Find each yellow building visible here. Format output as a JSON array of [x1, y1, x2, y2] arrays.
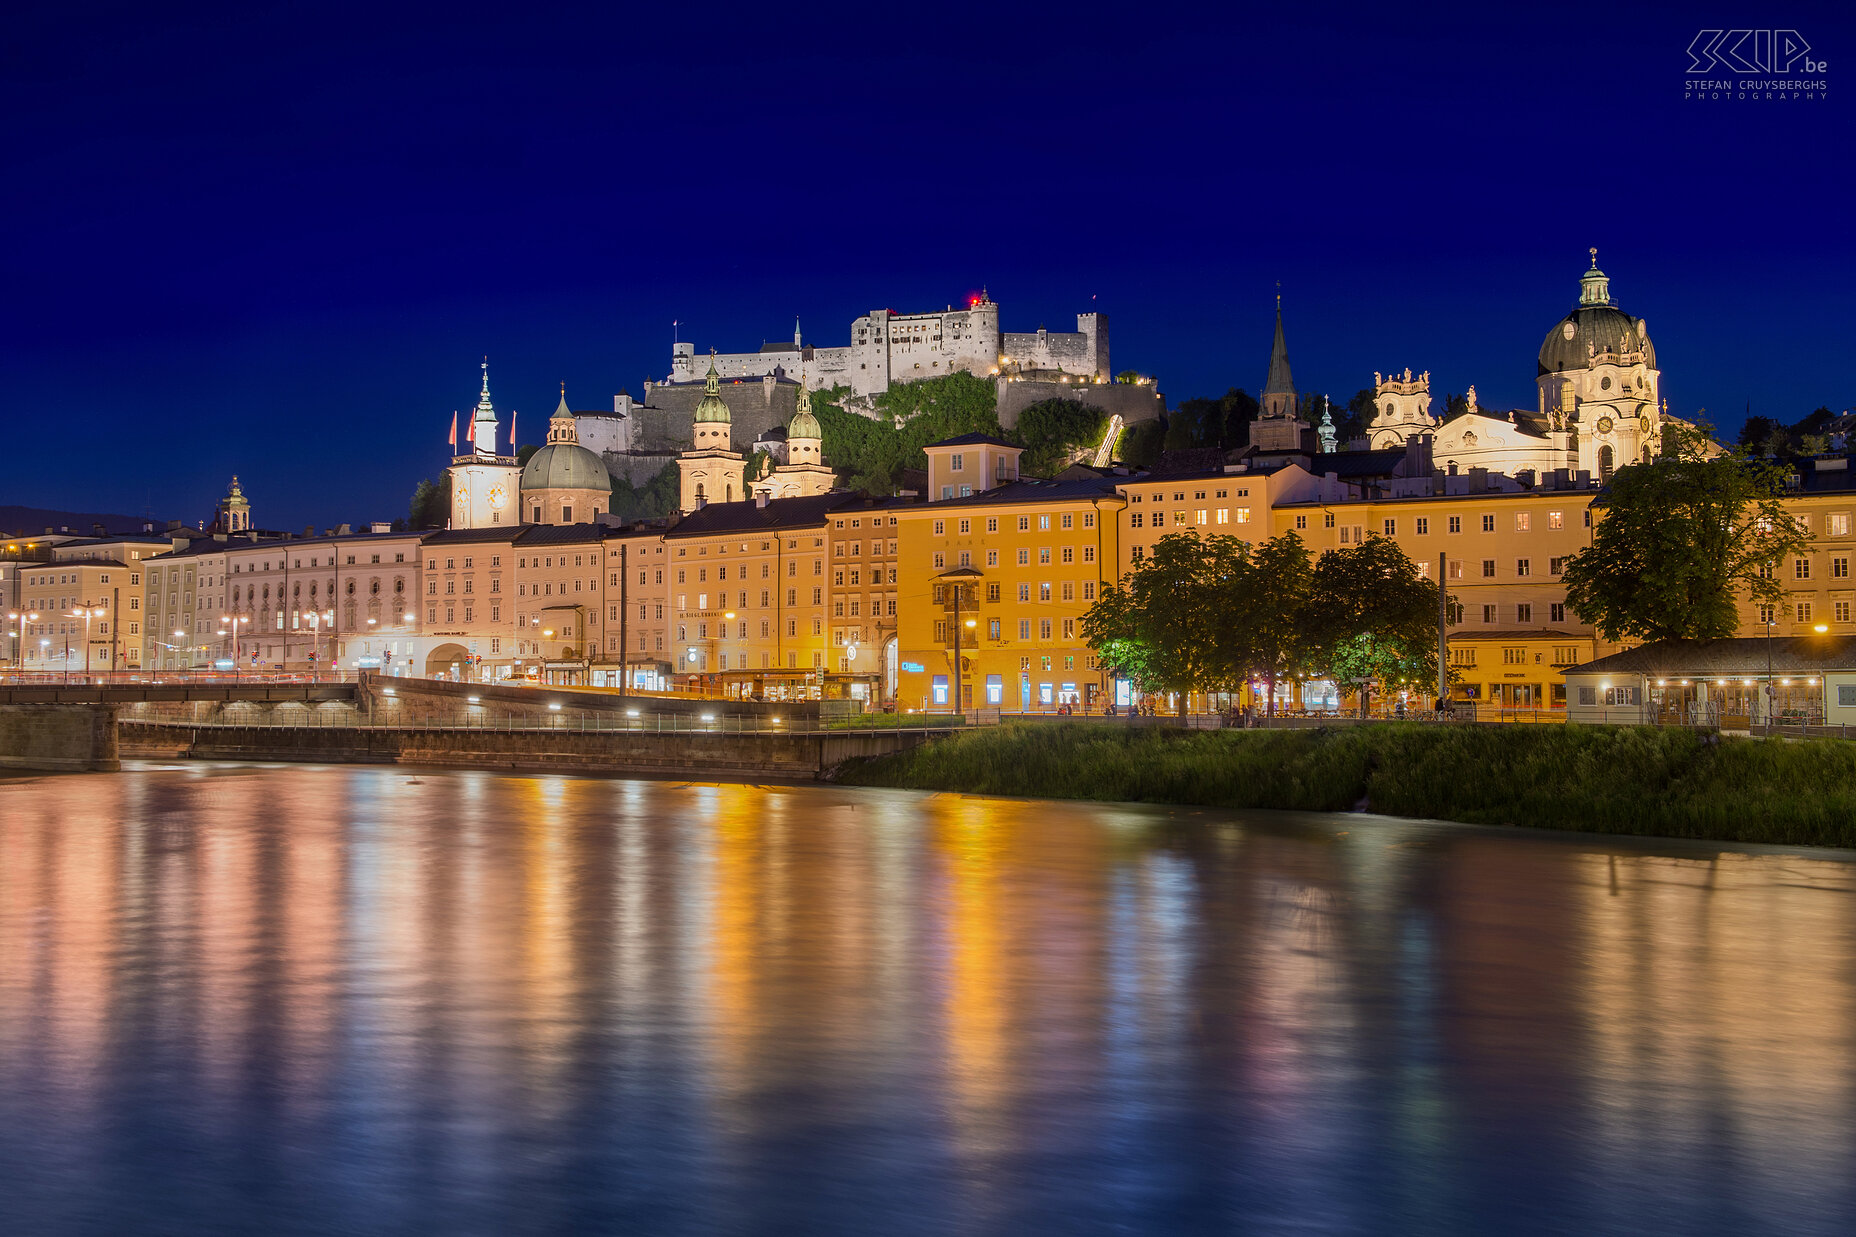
[[895, 437, 1123, 713], [1743, 461, 1856, 638], [1269, 476, 1608, 709]]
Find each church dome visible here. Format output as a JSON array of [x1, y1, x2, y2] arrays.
[[520, 440, 610, 492], [1538, 305, 1655, 377], [789, 408, 821, 440], [693, 356, 731, 424], [1538, 253, 1656, 377]]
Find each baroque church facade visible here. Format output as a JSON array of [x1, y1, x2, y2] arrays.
[[1364, 252, 1670, 479]]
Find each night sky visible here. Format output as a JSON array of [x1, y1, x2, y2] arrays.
[[5, 2, 1852, 530]]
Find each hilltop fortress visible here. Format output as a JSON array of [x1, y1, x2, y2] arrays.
[[667, 290, 1109, 396], [573, 291, 1164, 485]]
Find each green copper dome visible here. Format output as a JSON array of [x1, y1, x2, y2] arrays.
[[789, 383, 820, 439], [693, 355, 731, 424]]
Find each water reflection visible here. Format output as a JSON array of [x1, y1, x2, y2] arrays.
[[2, 765, 1854, 1235]]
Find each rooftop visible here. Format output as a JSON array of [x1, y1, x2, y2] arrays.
[[1569, 637, 1856, 677]]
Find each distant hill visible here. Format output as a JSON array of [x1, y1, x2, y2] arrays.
[[0, 505, 167, 538]]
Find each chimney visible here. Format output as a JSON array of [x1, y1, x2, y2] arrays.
[[305, 525, 315, 538], [1468, 466, 1489, 491], [370, 522, 391, 534], [92, 522, 106, 537], [1403, 433, 1433, 477], [755, 491, 769, 508], [337, 523, 352, 536]]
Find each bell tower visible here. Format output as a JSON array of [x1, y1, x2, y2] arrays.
[[448, 360, 522, 528]]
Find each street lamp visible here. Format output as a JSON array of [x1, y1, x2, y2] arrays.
[[7, 611, 38, 672], [299, 609, 334, 679], [220, 614, 248, 673], [68, 602, 105, 681]]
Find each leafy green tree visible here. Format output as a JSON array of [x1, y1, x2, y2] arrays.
[[1082, 532, 1234, 712], [407, 475, 451, 529], [1306, 535, 1442, 712], [516, 444, 540, 468], [1014, 398, 1111, 475], [1117, 419, 1166, 468], [607, 460, 681, 523], [814, 375, 1004, 496], [1342, 387, 1380, 443], [1563, 425, 1806, 642], [1230, 532, 1313, 716], [1115, 370, 1142, 384], [1164, 387, 1257, 452]]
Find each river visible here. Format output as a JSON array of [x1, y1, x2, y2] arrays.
[[2, 762, 1853, 1235]]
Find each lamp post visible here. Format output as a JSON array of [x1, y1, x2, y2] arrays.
[[69, 602, 104, 681], [1764, 616, 1776, 734], [8, 611, 38, 673], [220, 614, 248, 675]]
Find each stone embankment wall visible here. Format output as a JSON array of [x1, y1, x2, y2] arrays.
[[0, 704, 120, 772], [118, 720, 934, 780]]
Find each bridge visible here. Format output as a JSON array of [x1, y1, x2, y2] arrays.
[[0, 674, 941, 777]]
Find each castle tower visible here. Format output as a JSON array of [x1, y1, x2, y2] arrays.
[[216, 476, 251, 533], [678, 353, 746, 513], [448, 361, 522, 528]]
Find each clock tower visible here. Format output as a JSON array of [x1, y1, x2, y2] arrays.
[[448, 361, 523, 528]]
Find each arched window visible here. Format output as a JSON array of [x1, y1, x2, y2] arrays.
[[346, 580, 355, 595], [1599, 444, 1615, 477]]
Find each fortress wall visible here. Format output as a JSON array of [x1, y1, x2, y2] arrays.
[[995, 378, 1166, 431]]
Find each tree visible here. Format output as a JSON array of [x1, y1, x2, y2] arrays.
[[813, 375, 1005, 496], [608, 460, 680, 523], [1082, 532, 1234, 712], [1562, 424, 1806, 642], [515, 443, 540, 468], [1014, 398, 1111, 475], [1305, 536, 1442, 712], [1342, 387, 1380, 443], [1115, 369, 1142, 384], [1229, 532, 1313, 716], [1117, 419, 1166, 468], [407, 475, 451, 529]]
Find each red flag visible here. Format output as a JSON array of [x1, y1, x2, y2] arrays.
[[448, 410, 457, 448], [509, 409, 516, 452]]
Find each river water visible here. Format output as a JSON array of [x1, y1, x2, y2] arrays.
[[2, 763, 1854, 1236]]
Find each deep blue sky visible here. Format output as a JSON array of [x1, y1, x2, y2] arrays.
[[5, 1, 1852, 529]]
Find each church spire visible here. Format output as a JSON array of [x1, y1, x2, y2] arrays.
[[472, 358, 500, 455], [1261, 292, 1296, 418]]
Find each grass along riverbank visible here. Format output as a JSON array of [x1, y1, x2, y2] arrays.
[[833, 722, 1856, 848]]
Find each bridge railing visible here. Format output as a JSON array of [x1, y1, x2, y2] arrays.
[[0, 670, 364, 686], [119, 711, 960, 737]]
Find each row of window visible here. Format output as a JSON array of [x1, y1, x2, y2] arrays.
[[932, 512, 1096, 535], [934, 617, 1081, 643]]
